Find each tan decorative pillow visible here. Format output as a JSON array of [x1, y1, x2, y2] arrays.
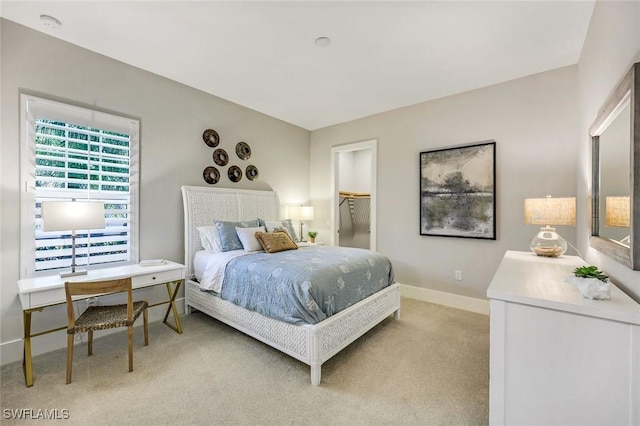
[[255, 231, 298, 253]]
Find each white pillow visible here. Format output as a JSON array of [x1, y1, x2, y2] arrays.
[[235, 226, 265, 252], [197, 226, 221, 252]]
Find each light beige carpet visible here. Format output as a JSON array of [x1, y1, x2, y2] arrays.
[[1, 298, 489, 425]]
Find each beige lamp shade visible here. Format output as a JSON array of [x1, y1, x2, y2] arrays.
[[605, 196, 630, 227], [524, 197, 576, 226], [288, 205, 314, 221], [40, 200, 105, 278], [41, 201, 105, 231]]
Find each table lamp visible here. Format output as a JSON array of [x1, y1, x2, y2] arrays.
[[606, 196, 631, 245], [288, 205, 314, 241], [524, 196, 576, 257], [41, 200, 105, 277]]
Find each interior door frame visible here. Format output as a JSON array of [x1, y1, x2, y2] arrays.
[[330, 139, 377, 250]]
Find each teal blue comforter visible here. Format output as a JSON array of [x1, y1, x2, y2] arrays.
[[220, 245, 394, 325]]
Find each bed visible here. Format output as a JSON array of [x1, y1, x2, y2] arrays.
[[181, 185, 401, 385]]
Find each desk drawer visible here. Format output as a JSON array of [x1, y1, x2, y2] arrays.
[[30, 288, 66, 309], [132, 268, 183, 288]]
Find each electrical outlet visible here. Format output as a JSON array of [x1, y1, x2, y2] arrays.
[[86, 297, 98, 307], [454, 270, 463, 281]]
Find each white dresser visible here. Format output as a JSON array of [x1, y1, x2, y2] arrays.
[[487, 251, 640, 426]]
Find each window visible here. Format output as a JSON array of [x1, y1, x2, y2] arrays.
[[20, 94, 139, 277]]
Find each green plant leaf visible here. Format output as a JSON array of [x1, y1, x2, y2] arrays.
[[573, 266, 609, 282]]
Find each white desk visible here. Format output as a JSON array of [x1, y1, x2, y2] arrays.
[[487, 251, 640, 426], [17, 261, 186, 387]]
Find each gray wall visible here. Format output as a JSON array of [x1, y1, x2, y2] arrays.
[[310, 66, 579, 300], [577, 0, 640, 300], [0, 19, 310, 362]]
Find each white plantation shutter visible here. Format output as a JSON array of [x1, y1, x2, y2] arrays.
[[21, 94, 139, 277]]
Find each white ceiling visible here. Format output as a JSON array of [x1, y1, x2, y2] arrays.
[[1, 1, 595, 130]]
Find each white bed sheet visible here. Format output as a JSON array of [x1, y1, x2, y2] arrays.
[[193, 249, 248, 293]]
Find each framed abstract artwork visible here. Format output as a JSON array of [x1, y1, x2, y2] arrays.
[[419, 141, 496, 239]]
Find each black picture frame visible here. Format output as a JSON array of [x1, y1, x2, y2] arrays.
[[420, 141, 496, 239]]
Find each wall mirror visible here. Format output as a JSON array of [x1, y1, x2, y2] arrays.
[[590, 62, 639, 270]]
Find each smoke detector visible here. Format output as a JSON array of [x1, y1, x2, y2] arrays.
[[315, 37, 331, 47], [40, 14, 62, 29]]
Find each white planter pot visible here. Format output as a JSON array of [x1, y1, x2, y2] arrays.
[[566, 276, 610, 300]]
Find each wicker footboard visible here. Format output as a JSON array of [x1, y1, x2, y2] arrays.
[[185, 280, 400, 385]]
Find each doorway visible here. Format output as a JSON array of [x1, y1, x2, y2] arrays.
[[330, 140, 377, 250]]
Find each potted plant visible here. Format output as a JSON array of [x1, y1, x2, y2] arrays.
[[566, 266, 610, 300], [307, 231, 318, 243]]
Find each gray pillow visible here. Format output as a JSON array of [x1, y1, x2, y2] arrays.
[[258, 218, 299, 242], [214, 219, 260, 251]]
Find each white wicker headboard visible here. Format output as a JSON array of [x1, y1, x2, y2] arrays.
[[181, 185, 280, 278]]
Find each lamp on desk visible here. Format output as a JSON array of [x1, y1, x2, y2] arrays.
[[288, 205, 314, 241], [41, 200, 105, 278], [606, 196, 631, 246], [524, 196, 576, 257]]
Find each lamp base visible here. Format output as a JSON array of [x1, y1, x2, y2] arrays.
[[529, 226, 567, 257], [60, 270, 88, 278], [299, 222, 306, 242]]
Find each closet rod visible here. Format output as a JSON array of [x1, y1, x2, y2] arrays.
[[339, 191, 370, 198]]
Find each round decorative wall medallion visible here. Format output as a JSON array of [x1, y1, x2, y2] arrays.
[[213, 148, 229, 166], [203, 166, 220, 184], [236, 141, 251, 160], [246, 165, 259, 181], [228, 165, 242, 182], [202, 129, 220, 147]]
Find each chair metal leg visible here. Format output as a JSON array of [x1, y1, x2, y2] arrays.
[[88, 330, 93, 356], [66, 334, 74, 384], [128, 326, 134, 372], [143, 308, 149, 346]]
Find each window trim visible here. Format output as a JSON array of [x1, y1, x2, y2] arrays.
[[20, 93, 140, 278]]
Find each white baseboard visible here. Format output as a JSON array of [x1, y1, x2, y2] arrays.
[[0, 297, 186, 367], [399, 284, 490, 315]]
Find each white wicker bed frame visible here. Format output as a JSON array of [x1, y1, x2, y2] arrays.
[[181, 185, 400, 385]]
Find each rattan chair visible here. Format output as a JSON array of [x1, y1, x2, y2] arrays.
[[64, 277, 149, 384]]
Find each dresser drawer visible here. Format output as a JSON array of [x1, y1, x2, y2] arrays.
[[132, 268, 183, 289]]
